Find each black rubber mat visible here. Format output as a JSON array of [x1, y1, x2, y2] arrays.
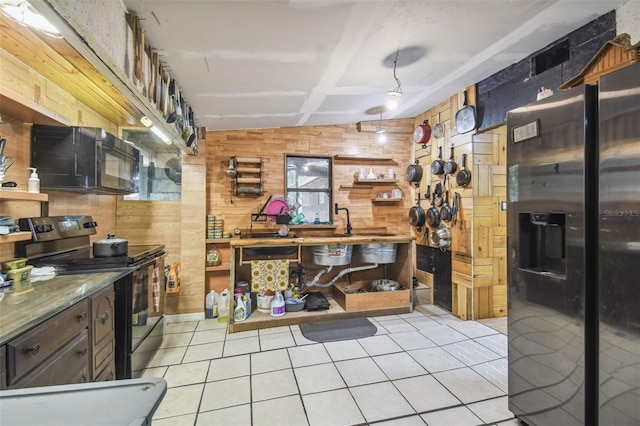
[[299, 317, 377, 343]]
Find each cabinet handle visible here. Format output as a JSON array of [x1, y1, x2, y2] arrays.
[[78, 348, 88, 356], [98, 312, 109, 324], [78, 311, 87, 320], [25, 343, 40, 355]]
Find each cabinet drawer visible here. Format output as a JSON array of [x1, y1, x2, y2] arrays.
[[91, 285, 114, 347], [93, 338, 114, 378], [6, 300, 90, 385], [94, 359, 116, 382], [9, 331, 90, 389]]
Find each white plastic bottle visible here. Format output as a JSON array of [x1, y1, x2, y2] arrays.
[[270, 290, 285, 317], [205, 290, 218, 319], [27, 168, 40, 193], [217, 289, 230, 323], [234, 293, 246, 322]]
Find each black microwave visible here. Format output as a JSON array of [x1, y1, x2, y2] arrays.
[[31, 125, 140, 195]]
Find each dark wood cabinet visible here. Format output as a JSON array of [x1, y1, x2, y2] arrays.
[[90, 285, 115, 380], [2, 284, 116, 389]]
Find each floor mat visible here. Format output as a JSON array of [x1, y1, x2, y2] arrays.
[[299, 317, 377, 343]]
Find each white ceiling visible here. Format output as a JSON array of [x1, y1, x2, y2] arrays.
[[122, 0, 625, 131]]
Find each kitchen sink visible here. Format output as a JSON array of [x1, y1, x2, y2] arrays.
[[306, 232, 396, 238]]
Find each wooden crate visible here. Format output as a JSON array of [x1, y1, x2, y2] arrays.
[[332, 280, 410, 312]]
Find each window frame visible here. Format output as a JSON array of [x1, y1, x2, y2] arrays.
[[284, 154, 333, 224]]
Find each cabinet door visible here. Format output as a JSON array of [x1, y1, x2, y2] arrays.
[[90, 285, 115, 380], [0, 345, 6, 390], [8, 331, 90, 389], [6, 300, 90, 385]]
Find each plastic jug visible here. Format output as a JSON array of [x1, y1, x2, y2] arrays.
[[270, 290, 285, 317], [217, 289, 230, 323], [234, 293, 246, 322], [205, 290, 218, 319]]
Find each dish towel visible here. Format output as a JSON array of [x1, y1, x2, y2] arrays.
[[152, 258, 160, 312], [251, 260, 289, 293]]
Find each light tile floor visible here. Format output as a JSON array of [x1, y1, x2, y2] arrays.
[[145, 305, 517, 425]]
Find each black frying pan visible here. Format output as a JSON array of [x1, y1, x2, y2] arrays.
[[440, 190, 452, 222], [426, 187, 440, 228], [431, 145, 444, 176], [409, 200, 426, 231], [434, 182, 443, 207], [457, 153, 472, 187], [405, 162, 423, 184], [443, 145, 457, 175], [455, 90, 476, 134]]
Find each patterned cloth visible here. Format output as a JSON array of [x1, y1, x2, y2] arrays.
[[251, 260, 289, 292]]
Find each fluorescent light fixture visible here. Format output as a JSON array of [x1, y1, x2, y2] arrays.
[[0, 0, 62, 38], [150, 126, 171, 144]]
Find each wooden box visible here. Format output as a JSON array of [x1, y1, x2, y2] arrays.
[[332, 280, 410, 312]]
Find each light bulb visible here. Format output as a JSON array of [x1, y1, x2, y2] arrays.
[[386, 98, 398, 110]]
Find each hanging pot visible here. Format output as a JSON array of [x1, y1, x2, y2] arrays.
[[443, 145, 458, 175], [413, 120, 431, 148], [455, 90, 476, 134], [405, 162, 423, 184], [456, 153, 472, 187], [93, 233, 128, 257], [431, 144, 445, 176], [430, 226, 451, 251]]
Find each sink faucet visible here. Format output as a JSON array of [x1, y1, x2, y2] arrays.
[[334, 203, 352, 235]]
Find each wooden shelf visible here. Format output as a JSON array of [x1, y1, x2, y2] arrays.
[[354, 179, 397, 184], [205, 264, 231, 272], [333, 155, 396, 163], [339, 184, 373, 189], [0, 87, 70, 127], [0, 232, 32, 243], [0, 190, 49, 202], [372, 198, 402, 203], [205, 239, 232, 245]]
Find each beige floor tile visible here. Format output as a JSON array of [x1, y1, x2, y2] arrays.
[[196, 404, 251, 426], [287, 343, 332, 368], [467, 395, 514, 424], [291, 329, 316, 346], [375, 415, 427, 425], [358, 334, 403, 356], [152, 413, 197, 426], [335, 357, 388, 387], [147, 346, 187, 368], [259, 330, 296, 351], [373, 352, 428, 380], [164, 360, 209, 387], [258, 325, 292, 335], [420, 406, 482, 426], [153, 383, 204, 419], [251, 369, 299, 402], [200, 376, 251, 412], [303, 388, 365, 426], [190, 328, 226, 345], [323, 339, 368, 361], [208, 354, 250, 381], [161, 332, 193, 348], [253, 395, 308, 426], [226, 329, 258, 341], [251, 348, 291, 374], [223, 336, 260, 357], [196, 319, 228, 332], [166, 321, 199, 334], [294, 363, 346, 395], [140, 366, 167, 379], [433, 367, 504, 404], [183, 341, 224, 363], [394, 374, 460, 412], [350, 381, 415, 423]]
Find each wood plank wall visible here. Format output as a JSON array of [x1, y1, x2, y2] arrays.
[[204, 120, 415, 296], [412, 86, 507, 319]]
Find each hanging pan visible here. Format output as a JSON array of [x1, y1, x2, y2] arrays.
[[425, 187, 440, 228], [413, 120, 431, 149], [455, 90, 476, 134], [456, 153, 472, 188], [408, 196, 426, 231], [405, 162, 423, 186], [434, 182, 443, 207], [443, 145, 457, 175], [431, 144, 445, 176], [440, 190, 452, 222], [433, 112, 445, 139]]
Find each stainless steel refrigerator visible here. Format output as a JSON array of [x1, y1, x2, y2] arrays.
[[506, 61, 640, 426]]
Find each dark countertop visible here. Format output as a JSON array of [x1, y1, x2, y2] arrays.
[[0, 269, 134, 345]]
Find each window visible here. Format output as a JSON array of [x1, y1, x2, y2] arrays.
[[285, 155, 332, 224]]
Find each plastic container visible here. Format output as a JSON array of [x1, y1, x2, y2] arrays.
[[243, 293, 252, 318], [270, 291, 285, 317], [206, 246, 221, 266], [1, 258, 28, 271], [234, 293, 246, 322], [217, 289, 230, 323], [27, 167, 40, 193], [205, 290, 219, 319], [5, 265, 33, 284]]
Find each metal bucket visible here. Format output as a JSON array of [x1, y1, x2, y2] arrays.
[[355, 243, 397, 264], [311, 244, 353, 266]]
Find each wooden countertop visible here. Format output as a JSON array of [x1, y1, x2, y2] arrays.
[[230, 234, 415, 247], [0, 270, 134, 345]]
